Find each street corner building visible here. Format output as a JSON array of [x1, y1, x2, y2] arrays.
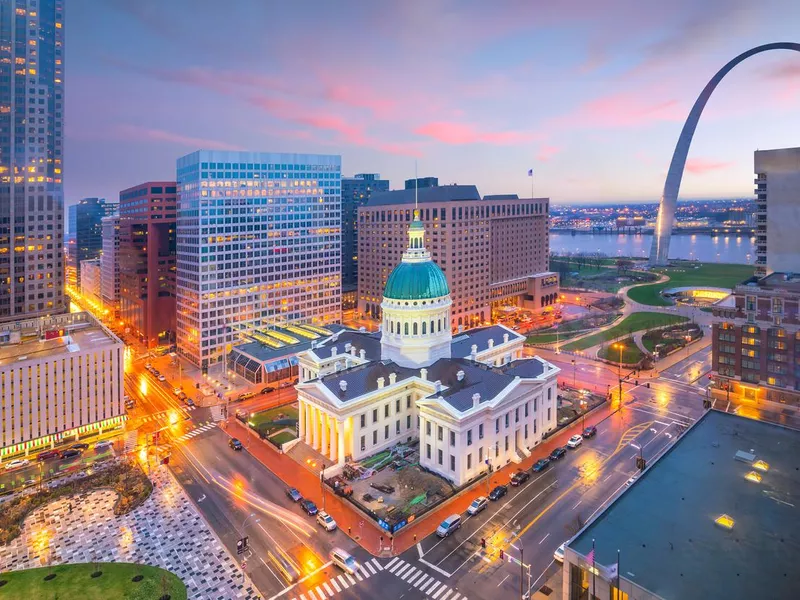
[[294, 210, 560, 487], [0, 312, 125, 461]]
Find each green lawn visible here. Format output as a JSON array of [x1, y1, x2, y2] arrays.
[[248, 405, 299, 437], [627, 262, 753, 306], [0, 563, 186, 600], [563, 312, 688, 351], [268, 431, 297, 446], [598, 338, 644, 364], [526, 331, 582, 344]]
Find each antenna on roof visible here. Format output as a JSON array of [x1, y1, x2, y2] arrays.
[[414, 160, 418, 212]]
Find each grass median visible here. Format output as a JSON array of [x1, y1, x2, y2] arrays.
[[626, 262, 753, 306], [562, 312, 688, 351]]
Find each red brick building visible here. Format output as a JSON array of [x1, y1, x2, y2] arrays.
[[357, 185, 557, 330], [118, 182, 177, 347]]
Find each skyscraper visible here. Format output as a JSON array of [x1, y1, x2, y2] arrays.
[[100, 214, 120, 315], [0, 0, 65, 320], [341, 173, 389, 288], [67, 198, 117, 284], [175, 151, 342, 369]]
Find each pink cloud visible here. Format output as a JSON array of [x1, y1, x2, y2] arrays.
[[549, 90, 685, 129], [684, 158, 733, 174], [322, 82, 396, 117], [114, 124, 243, 150], [414, 121, 539, 145], [536, 144, 562, 162]]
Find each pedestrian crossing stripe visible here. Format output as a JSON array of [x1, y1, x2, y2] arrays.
[[385, 559, 466, 600], [288, 558, 390, 600], [174, 422, 217, 442]]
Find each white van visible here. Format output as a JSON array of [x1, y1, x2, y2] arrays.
[[436, 514, 462, 538], [329, 547, 358, 575]]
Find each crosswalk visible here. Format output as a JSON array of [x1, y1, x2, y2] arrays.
[[290, 558, 384, 600], [385, 558, 467, 599], [174, 422, 217, 443]]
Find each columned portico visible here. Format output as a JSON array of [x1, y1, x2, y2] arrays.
[[337, 420, 345, 465]]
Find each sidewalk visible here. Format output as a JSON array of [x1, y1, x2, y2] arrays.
[[224, 400, 616, 557]]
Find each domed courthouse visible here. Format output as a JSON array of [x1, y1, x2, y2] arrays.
[[296, 212, 559, 486]]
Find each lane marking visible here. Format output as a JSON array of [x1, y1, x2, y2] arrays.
[[415, 574, 429, 588], [539, 533, 550, 545], [385, 557, 399, 570], [418, 558, 452, 578], [571, 500, 582, 510]]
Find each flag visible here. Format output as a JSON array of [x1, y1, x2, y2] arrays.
[[586, 547, 595, 565], [527, 168, 534, 176], [601, 562, 618, 580]]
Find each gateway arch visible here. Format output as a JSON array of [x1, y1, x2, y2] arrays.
[[649, 42, 800, 266]]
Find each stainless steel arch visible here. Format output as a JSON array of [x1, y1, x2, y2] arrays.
[[649, 42, 800, 266]]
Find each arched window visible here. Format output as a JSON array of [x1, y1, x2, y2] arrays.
[[404, 322, 409, 336], [422, 321, 427, 335], [413, 322, 418, 335], [458, 317, 463, 326], [430, 320, 435, 334], [390, 321, 394, 334]]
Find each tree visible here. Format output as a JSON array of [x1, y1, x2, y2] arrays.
[[616, 259, 633, 275]]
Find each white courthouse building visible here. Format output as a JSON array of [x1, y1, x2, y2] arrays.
[[296, 212, 559, 486]]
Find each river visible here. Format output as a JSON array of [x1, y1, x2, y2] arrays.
[[550, 232, 756, 264]]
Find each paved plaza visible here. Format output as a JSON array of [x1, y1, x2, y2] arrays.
[[0, 466, 260, 600]]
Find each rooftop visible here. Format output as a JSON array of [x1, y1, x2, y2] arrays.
[[366, 185, 481, 206], [450, 324, 523, 357], [231, 324, 349, 364], [569, 410, 800, 600], [736, 272, 800, 294]]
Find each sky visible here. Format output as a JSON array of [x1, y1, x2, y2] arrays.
[[65, 0, 800, 206]]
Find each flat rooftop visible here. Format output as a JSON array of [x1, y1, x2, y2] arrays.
[[570, 409, 800, 599], [736, 272, 800, 294], [0, 320, 119, 368]]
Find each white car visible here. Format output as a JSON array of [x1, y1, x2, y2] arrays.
[[158, 375, 166, 382], [567, 434, 583, 449], [5, 458, 30, 470], [94, 440, 113, 450], [172, 387, 182, 396], [625, 475, 638, 488], [467, 496, 488, 516], [145, 363, 152, 370], [554, 542, 566, 563], [316, 511, 337, 531]]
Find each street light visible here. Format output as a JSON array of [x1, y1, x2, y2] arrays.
[[571, 359, 576, 388], [613, 343, 624, 407], [320, 463, 327, 510]]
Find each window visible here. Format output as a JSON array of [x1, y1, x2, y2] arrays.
[[478, 424, 484, 439], [450, 431, 456, 446], [467, 454, 472, 470], [515, 408, 519, 423], [427, 444, 431, 459], [548, 388, 552, 400], [396, 399, 400, 413], [495, 418, 500, 433], [524, 424, 528, 439], [547, 407, 551, 421], [495, 442, 500, 457], [385, 424, 389, 439], [478, 447, 483, 462], [407, 395, 412, 409], [373, 409, 378, 423], [396, 420, 401, 434], [360, 435, 365, 451], [426, 421, 431, 435], [385, 404, 389, 418], [438, 426, 443, 441], [438, 449, 443, 465], [450, 455, 455, 471], [534, 398, 538, 411], [505, 436, 509, 451], [373, 430, 377, 445], [524, 403, 529, 418], [407, 415, 411, 429], [360, 414, 366, 428], [467, 430, 473, 446], [505, 413, 509, 428]]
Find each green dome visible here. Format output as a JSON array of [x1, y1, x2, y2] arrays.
[[384, 261, 450, 300]]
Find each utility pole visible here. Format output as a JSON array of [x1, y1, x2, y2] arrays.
[[572, 359, 576, 388], [520, 546, 524, 600], [321, 464, 327, 510]]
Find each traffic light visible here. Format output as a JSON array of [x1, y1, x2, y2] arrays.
[[481, 538, 486, 549], [499, 549, 504, 560], [646, 382, 650, 389]]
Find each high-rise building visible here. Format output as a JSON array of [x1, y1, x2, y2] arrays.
[[0, 312, 125, 460], [175, 151, 342, 369], [357, 186, 557, 330], [341, 173, 389, 288], [0, 0, 66, 321], [67, 198, 117, 284], [79, 257, 101, 303], [754, 147, 800, 276], [404, 177, 438, 190], [100, 214, 120, 314], [118, 182, 177, 348]]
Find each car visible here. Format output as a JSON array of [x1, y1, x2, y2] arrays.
[[178, 391, 188, 400], [532, 458, 551, 472], [582, 426, 598, 438], [286, 487, 303, 502], [510, 470, 530, 486], [317, 511, 337, 531], [625, 475, 638, 488], [554, 542, 566, 563], [330, 548, 358, 575], [158, 374, 166, 382], [488, 485, 508, 501], [172, 387, 182, 396], [125, 400, 135, 409], [185, 398, 196, 408], [151, 368, 159, 376], [467, 496, 488, 516], [436, 514, 462, 538], [229, 438, 243, 451], [37, 450, 60, 461], [567, 435, 583, 449], [300, 499, 318, 516], [59, 449, 81, 459], [549, 446, 567, 461], [94, 440, 113, 450], [280, 380, 294, 389], [237, 392, 255, 401], [145, 363, 152, 369], [71, 443, 89, 450], [260, 386, 276, 394], [4, 458, 30, 470]]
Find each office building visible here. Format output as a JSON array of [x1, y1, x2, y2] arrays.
[[67, 198, 117, 284], [0, 312, 125, 460], [358, 185, 557, 329], [562, 410, 800, 600], [296, 213, 559, 490], [118, 182, 177, 348], [341, 173, 389, 288], [711, 272, 800, 406], [100, 214, 120, 314], [79, 257, 101, 304], [175, 151, 342, 369], [404, 177, 438, 190], [0, 0, 66, 321], [754, 147, 800, 276]]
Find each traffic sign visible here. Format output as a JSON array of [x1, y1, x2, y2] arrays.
[[236, 536, 249, 555]]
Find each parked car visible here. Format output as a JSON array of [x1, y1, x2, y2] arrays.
[[37, 450, 60, 461], [554, 542, 566, 563], [532, 458, 551, 472], [178, 391, 187, 401], [582, 426, 598, 438], [158, 374, 166, 382], [260, 386, 276, 394], [185, 398, 196, 408], [488, 485, 508, 501], [436, 514, 462, 538], [4, 458, 30, 470], [229, 438, 243, 451], [237, 392, 255, 401], [317, 511, 337, 531], [59, 449, 81, 459], [94, 440, 113, 450], [172, 387, 182, 396], [145, 363, 152, 370], [549, 446, 567, 461], [510, 470, 530, 486], [567, 435, 584, 449], [125, 399, 135, 409], [300, 499, 318, 516], [286, 487, 303, 502], [467, 496, 488, 516], [625, 475, 638, 488], [330, 548, 358, 575], [71, 443, 89, 450]]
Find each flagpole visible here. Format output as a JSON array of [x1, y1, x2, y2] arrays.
[[616, 549, 621, 599], [592, 538, 596, 600]]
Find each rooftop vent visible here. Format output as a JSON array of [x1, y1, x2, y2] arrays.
[[456, 370, 465, 382], [359, 349, 366, 360], [389, 372, 397, 384], [339, 380, 348, 392], [503, 333, 509, 343], [345, 342, 352, 352], [734, 450, 756, 463], [472, 393, 481, 408], [377, 376, 385, 389]]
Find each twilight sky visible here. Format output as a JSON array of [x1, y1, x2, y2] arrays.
[[66, 0, 800, 206]]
